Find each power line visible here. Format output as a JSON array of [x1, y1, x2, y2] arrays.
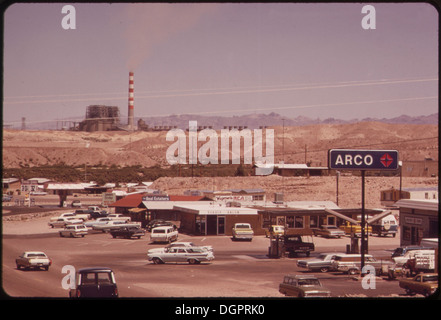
[[277, 136, 438, 157]]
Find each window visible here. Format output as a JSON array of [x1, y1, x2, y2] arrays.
[[286, 216, 304, 228], [97, 272, 112, 284]]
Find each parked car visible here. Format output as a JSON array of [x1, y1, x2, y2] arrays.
[[282, 235, 314, 257], [106, 214, 131, 222], [59, 224, 88, 238], [150, 226, 178, 243], [148, 242, 213, 254], [265, 225, 285, 238], [16, 251, 52, 271], [110, 226, 145, 239], [279, 275, 331, 297], [399, 273, 438, 297], [2, 194, 13, 202], [49, 217, 83, 228], [391, 246, 431, 258], [69, 267, 118, 298], [232, 223, 254, 241], [330, 253, 393, 275], [147, 220, 177, 232], [71, 200, 82, 208], [148, 246, 215, 265], [50, 211, 90, 222], [297, 253, 343, 273], [85, 217, 114, 228], [313, 225, 345, 238], [92, 220, 141, 232]]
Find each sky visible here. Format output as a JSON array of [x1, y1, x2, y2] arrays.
[[2, 2, 438, 128]]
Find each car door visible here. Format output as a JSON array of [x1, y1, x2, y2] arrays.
[[162, 248, 178, 263], [175, 248, 188, 263]]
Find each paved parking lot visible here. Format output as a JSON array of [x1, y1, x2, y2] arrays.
[[2, 215, 405, 299]]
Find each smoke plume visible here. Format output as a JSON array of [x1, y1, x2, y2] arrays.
[[124, 3, 219, 71]]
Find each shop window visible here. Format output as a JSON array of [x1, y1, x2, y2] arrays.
[[287, 216, 304, 228]]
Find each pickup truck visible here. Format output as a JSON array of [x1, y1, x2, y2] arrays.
[[232, 223, 254, 241], [339, 222, 372, 237], [16, 251, 52, 271], [282, 235, 314, 257], [110, 226, 145, 239], [50, 211, 90, 222], [399, 273, 438, 297]]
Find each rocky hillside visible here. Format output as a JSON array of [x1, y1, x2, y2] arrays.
[[2, 121, 438, 169]]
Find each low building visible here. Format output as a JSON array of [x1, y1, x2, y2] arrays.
[[394, 199, 439, 246], [2, 178, 21, 194], [381, 187, 438, 207], [175, 203, 260, 236]]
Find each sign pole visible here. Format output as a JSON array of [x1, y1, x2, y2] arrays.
[[361, 170, 366, 272]]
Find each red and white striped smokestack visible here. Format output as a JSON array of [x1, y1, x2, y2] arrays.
[[128, 71, 134, 130]]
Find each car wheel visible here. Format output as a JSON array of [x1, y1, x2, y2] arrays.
[[152, 257, 163, 264], [319, 267, 329, 273], [188, 259, 199, 265], [348, 269, 358, 275], [405, 288, 414, 296]]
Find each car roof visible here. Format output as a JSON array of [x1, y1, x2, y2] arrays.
[[23, 251, 46, 255], [78, 267, 114, 273]]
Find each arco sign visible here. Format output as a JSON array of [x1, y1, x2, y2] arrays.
[[328, 149, 399, 170]]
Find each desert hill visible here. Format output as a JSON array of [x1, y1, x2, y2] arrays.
[[2, 121, 438, 169]]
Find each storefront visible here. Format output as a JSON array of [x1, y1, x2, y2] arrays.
[[395, 199, 439, 246], [174, 204, 260, 236]]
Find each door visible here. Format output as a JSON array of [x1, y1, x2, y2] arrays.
[[217, 216, 225, 235]]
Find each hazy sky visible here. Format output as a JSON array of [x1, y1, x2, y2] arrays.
[[3, 2, 438, 127]]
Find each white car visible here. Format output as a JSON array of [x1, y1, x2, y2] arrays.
[[148, 242, 213, 254], [92, 220, 140, 232], [148, 246, 214, 264], [16, 251, 52, 271], [85, 217, 113, 228], [49, 217, 83, 228], [150, 226, 178, 243], [59, 224, 88, 238]]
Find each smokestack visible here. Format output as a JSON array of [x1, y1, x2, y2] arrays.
[[128, 71, 134, 130]]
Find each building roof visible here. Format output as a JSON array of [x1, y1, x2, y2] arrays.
[[173, 203, 258, 215], [109, 193, 145, 208], [394, 199, 439, 211], [46, 183, 85, 190]]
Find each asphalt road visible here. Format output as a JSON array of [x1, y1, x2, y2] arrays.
[[3, 228, 408, 299]]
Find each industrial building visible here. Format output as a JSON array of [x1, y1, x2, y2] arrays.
[[78, 105, 121, 132]]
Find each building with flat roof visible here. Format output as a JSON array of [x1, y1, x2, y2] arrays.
[[394, 199, 438, 246]]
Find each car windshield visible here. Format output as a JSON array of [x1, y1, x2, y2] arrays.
[[153, 229, 166, 233], [236, 224, 250, 229], [298, 278, 321, 286]]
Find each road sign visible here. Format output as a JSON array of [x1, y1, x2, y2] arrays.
[[328, 149, 399, 170]]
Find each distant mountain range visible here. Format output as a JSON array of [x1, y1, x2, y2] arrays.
[[13, 112, 438, 130], [141, 112, 438, 129]]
